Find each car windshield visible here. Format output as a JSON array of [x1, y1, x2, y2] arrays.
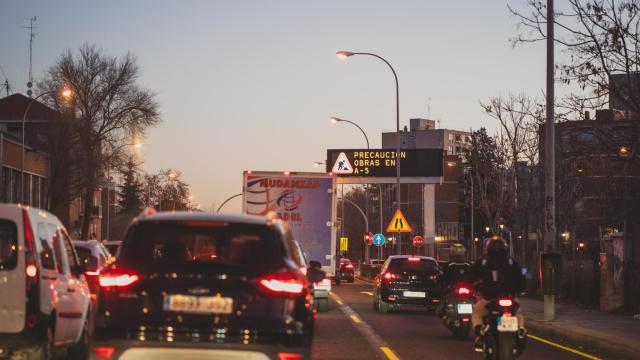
[[121, 221, 286, 274], [388, 258, 438, 274]]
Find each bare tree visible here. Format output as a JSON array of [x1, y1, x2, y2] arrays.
[[510, 0, 640, 165], [39, 44, 160, 238]]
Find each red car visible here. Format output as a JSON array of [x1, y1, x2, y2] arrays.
[[339, 258, 355, 283]]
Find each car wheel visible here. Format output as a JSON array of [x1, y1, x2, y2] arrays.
[[67, 314, 90, 360], [348, 277, 354, 283], [32, 324, 54, 360], [377, 294, 390, 314], [373, 295, 379, 311]]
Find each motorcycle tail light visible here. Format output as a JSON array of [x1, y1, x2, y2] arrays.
[[498, 299, 513, 307], [457, 287, 471, 296]]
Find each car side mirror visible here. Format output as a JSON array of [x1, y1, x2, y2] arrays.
[[307, 267, 325, 283]]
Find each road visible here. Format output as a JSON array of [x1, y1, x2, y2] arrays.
[[313, 280, 593, 360]]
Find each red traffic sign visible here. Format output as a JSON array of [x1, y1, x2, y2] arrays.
[[413, 235, 425, 247]]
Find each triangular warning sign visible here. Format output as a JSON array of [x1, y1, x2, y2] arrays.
[[386, 209, 412, 233], [332, 152, 354, 174]]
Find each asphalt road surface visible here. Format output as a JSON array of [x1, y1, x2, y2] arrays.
[[312, 280, 594, 360]]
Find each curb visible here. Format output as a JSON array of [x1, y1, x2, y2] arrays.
[[524, 317, 639, 360]]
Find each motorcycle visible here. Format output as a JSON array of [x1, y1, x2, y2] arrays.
[[442, 284, 475, 339], [477, 297, 526, 360]]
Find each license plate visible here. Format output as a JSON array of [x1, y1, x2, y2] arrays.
[[497, 315, 518, 332], [403, 291, 426, 298], [163, 295, 233, 314], [457, 303, 473, 314]]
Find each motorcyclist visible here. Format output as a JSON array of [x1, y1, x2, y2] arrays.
[[436, 255, 473, 318], [471, 236, 526, 350]]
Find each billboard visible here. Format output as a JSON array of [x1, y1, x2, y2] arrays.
[[326, 149, 443, 177], [243, 172, 336, 269]]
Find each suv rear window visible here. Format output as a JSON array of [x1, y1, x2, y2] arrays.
[[0, 220, 18, 271], [388, 258, 438, 274], [121, 221, 286, 274], [75, 246, 98, 271]]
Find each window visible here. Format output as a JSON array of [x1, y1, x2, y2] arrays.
[[60, 231, 79, 269], [448, 133, 454, 141], [0, 219, 18, 271], [75, 247, 98, 272], [388, 258, 438, 274], [123, 222, 286, 273], [448, 145, 453, 154], [52, 227, 67, 274], [37, 223, 56, 270]]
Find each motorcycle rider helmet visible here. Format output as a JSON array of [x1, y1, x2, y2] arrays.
[[484, 236, 508, 259]]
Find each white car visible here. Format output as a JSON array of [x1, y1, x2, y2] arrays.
[[0, 204, 92, 359]]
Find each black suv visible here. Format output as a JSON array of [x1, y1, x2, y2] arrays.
[[373, 255, 442, 313], [90, 212, 320, 360]]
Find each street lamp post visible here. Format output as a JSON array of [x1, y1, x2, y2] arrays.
[[337, 50, 401, 255], [329, 117, 370, 149], [21, 88, 72, 203]]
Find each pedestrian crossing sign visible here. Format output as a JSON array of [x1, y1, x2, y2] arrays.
[[386, 209, 412, 233], [332, 152, 354, 174]]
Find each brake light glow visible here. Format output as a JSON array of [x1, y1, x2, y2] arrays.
[[94, 346, 116, 358], [85, 269, 100, 276], [498, 299, 513, 307], [407, 257, 421, 262], [26, 264, 38, 278], [345, 264, 353, 269], [258, 271, 305, 295], [99, 271, 140, 288], [277, 352, 303, 360], [383, 272, 396, 280], [457, 287, 471, 296]]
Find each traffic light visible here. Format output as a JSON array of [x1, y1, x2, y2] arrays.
[[364, 233, 373, 245]]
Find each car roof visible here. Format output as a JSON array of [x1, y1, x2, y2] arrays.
[[136, 211, 272, 226]]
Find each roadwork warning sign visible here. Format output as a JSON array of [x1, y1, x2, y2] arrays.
[[332, 152, 354, 174], [386, 209, 412, 233]]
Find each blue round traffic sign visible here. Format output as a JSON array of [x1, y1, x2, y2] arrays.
[[372, 233, 385, 246]]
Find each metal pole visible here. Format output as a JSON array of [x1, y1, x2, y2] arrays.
[[470, 172, 475, 260], [544, 0, 557, 321], [106, 167, 110, 241], [346, 52, 400, 254]]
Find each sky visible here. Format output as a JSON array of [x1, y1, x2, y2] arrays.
[[1, 0, 550, 213]]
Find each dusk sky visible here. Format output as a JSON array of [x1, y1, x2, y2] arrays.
[[1, 1, 553, 213]]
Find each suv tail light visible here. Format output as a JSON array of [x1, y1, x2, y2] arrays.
[[382, 272, 396, 281], [22, 209, 37, 279], [498, 299, 513, 307], [456, 286, 471, 296], [257, 271, 306, 295], [99, 268, 140, 288]]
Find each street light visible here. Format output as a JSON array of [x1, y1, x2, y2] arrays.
[[21, 87, 73, 203], [337, 49, 401, 254], [329, 117, 370, 149]]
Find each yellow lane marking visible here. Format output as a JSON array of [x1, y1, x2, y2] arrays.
[[360, 291, 374, 296], [356, 277, 376, 285], [528, 334, 601, 360], [336, 299, 343, 305], [350, 314, 362, 323], [380, 346, 400, 360]]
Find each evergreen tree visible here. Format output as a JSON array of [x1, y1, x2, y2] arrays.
[[118, 157, 143, 213]]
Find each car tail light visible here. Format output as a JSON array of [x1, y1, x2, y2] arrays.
[[99, 268, 140, 288], [85, 269, 100, 277], [315, 278, 331, 287], [94, 346, 116, 358], [257, 271, 306, 295], [457, 286, 471, 296], [498, 299, 513, 307], [299, 267, 308, 276], [382, 272, 396, 281], [277, 352, 303, 360], [345, 264, 353, 269], [22, 209, 38, 279], [407, 257, 421, 262]]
